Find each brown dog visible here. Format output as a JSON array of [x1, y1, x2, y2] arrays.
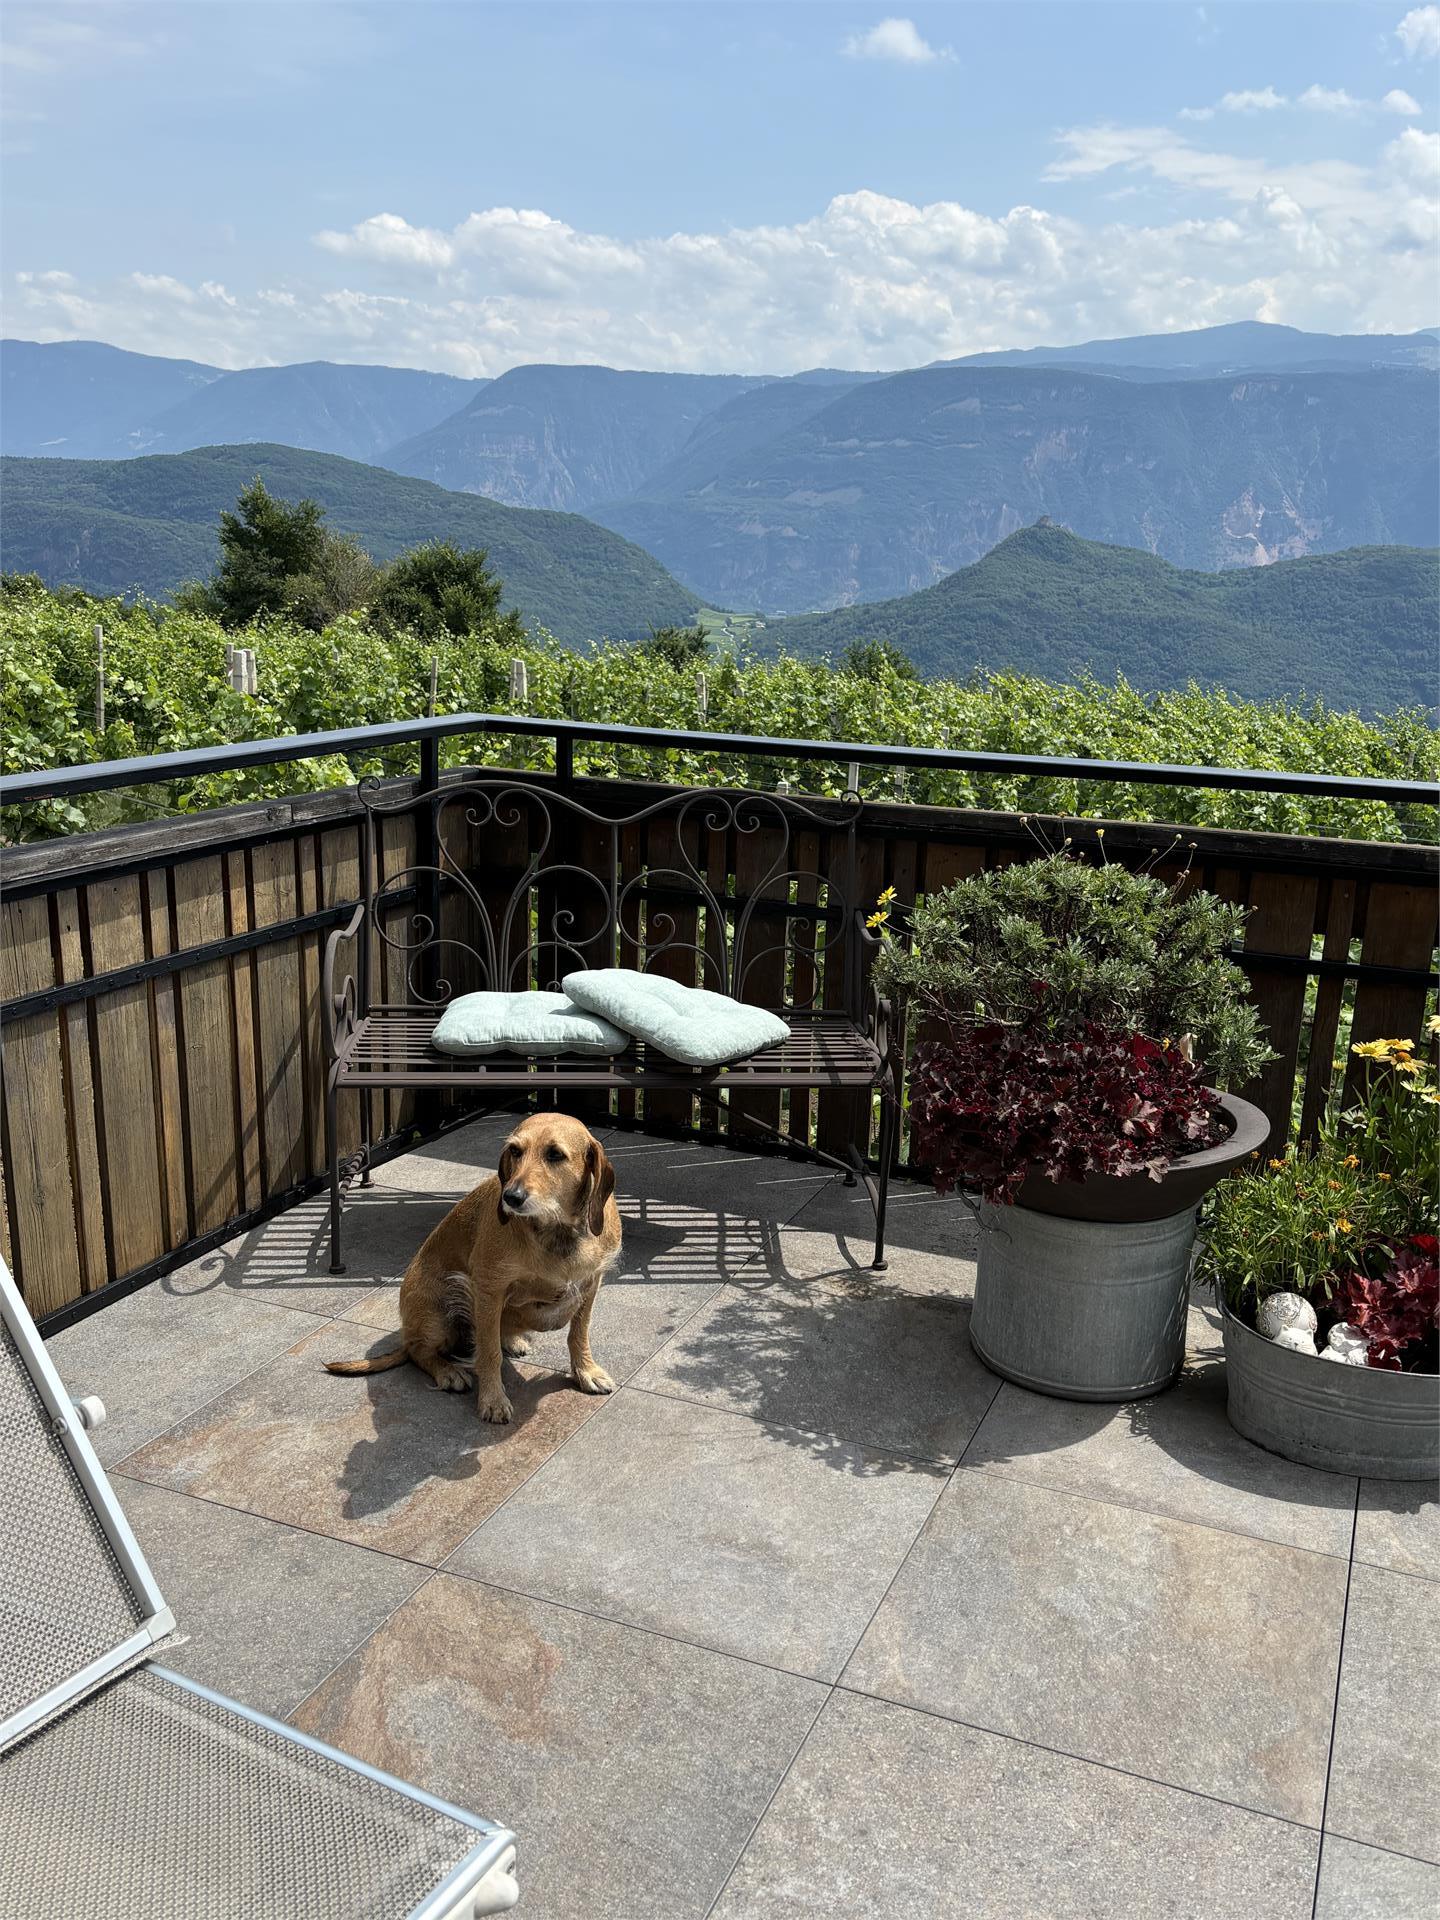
[[325, 1113, 620, 1424]]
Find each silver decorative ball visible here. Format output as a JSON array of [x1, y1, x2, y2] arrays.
[[1257, 1293, 1319, 1342]]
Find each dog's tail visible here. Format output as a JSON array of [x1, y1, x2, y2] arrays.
[[324, 1346, 409, 1376]]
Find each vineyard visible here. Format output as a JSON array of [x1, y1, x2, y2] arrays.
[[3, 576, 1436, 843]]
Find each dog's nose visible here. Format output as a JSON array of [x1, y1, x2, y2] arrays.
[[502, 1183, 528, 1211]]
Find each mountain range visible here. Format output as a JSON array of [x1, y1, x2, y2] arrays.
[[0, 444, 701, 645], [761, 523, 1439, 716], [5, 325, 1436, 615]]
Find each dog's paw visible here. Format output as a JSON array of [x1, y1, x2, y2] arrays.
[[434, 1363, 473, 1394], [573, 1365, 616, 1396], [478, 1391, 514, 1425], [501, 1333, 531, 1358]]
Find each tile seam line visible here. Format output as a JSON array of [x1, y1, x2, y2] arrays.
[[826, 1682, 1333, 1843], [706, 1373, 1006, 1909], [954, 1456, 1361, 1567], [1317, 1828, 1440, 1871], [1311, 1480, 1363, 1920], [107, 1470, 440, 1575], [83, 1316, 341, 1476], [621, 1377, 959, 1471], [283, 1566, 447, 1734]]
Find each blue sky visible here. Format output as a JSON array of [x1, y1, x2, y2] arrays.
[[4, 2, 1437, 373]]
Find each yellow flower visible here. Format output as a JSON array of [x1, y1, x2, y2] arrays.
[[1377, 1171, 1393, 1181], [1310, 1231, 1325, 1242], [1352, 1039, 1395, 1060], [1422, 1090, 1440, 1106], [865, 910, 888, 930], [1268, 1157, 1287, 1170], [1327, 1180, 1342, 1191], [1392, 1055, 1423, 1075], [1427, 1014, 1440, 1037], [1343, 1155, 1360, 1168], [1336, 1217, 1354, 1233], [876, 885, 897, 905]]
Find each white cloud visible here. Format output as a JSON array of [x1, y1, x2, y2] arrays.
[[1382, 87, 1424, 113], [841, 18, 953, 65], [1395, 6, 1440, 58], [12, 122, 1436, 377], [1298, 85, 1362, 113], [1220, 85, 1288, 112]]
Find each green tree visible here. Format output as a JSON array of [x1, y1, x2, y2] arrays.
[[374, 540, 521, 642], [284, 532, 380, 632], [840, 637, 918, 681], [181, 478, 328, 627], [640, 622, 710, 669]]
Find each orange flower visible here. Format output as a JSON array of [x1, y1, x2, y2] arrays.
[[1343, 1155, 1360, 1168], [1336, 1216, 1354, 1233]]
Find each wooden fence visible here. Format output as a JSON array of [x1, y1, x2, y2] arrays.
[[2, 770, 1435, 1328]]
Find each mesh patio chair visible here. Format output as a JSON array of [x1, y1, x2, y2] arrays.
[[0, 1258, 519, 1919]]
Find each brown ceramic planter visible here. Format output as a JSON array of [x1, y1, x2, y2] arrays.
[[1014, 1091, 1271, 1224]]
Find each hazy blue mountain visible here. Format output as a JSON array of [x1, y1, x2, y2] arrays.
[[939, 320, 1440, 379], [761, 522, 1439, 716], [1, 339, 223, 456], [2, 443, 702, 644], [596, 365, 1440, 613], [382, 363, 768, 509], [130, 361, 487, 462]]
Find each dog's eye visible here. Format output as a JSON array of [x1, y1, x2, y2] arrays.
[[544, 1146, 567, 1164]]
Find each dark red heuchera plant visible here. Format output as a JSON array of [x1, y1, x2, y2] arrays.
[[1333, 1235, 1440, 1371], [909, 1021, 1223, 1204]]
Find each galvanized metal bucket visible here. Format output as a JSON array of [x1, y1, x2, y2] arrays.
[[971, 1200, 1197, 1401], [1219, 1296, 1439, 1480]]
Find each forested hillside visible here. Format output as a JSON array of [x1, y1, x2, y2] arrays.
[[762, 525, 1440, 715], [1, 444, 701, 644], [597, 365, 1440, 612], [383, 363, 765, 510], [4, 577, 1433, 846], [941, 320, 1439, 378]]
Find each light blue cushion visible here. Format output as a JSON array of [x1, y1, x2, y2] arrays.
[[562, 968, 789, 1068], [431, 990, 629, 1057]]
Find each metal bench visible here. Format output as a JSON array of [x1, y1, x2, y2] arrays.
[[323, 778, 901, 1275], [0, 1256, 520, 1919]]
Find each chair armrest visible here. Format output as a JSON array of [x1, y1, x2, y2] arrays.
[[322, 904, 365, 1062]]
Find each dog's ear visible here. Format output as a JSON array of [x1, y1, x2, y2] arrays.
[[496, 1142, 519, 1223], [583, 1137, 615, 1237]]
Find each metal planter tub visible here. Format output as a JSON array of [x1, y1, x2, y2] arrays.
[[1219, 1296, 1439, 1480], [972, 1201, 1199, 1401], [969, 1091, 1270, 1402]]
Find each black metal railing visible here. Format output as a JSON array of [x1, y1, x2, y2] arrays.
[[5, 710, 1436, 809]]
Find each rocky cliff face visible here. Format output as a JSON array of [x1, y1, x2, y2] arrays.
[[594, 367, 1438, 613], [382, 364, 764, 512]]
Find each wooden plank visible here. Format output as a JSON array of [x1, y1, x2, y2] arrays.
[[171, 855, 241, 1235], [729, 805, 789, 1140], [250, 839, 308, 1196], [0, 895, 82, 1315], [319, 824, 363, 1162], [1344, 879, 1440, 1103], [143, 871, 189, 1250], [1298, 876, 1358, 1144], [786, 828, 822, 1150], [644, 810, 701, 1133], [920, 841, 984, 899], [1240, 872, 1320, 1148], [295, 832, 326, 1178], [86, 873, 166, 1277], [53, 889, 110, 1294], [225, 850, 264, 1211]]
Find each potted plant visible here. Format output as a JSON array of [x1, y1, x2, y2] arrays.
[[873, 847, 1272, 1401], [1196, 1028, 1439, 1478]]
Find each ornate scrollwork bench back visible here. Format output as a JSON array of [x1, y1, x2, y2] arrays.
[[321, 773, 898, 1274]]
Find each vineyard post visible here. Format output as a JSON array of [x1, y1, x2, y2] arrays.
[[427, 646, 439, 717], [93, 624, 105, 737]]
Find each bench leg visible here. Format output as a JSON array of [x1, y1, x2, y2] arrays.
[[872, 1092, 897, 1272], [359, 1092, 374, 1189], [326, 1076, 345, 1276]]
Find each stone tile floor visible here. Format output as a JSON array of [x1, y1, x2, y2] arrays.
[[50, 1114, 1440, 1919]]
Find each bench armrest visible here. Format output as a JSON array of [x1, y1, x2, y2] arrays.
[[322, 904, 365, 1062]]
